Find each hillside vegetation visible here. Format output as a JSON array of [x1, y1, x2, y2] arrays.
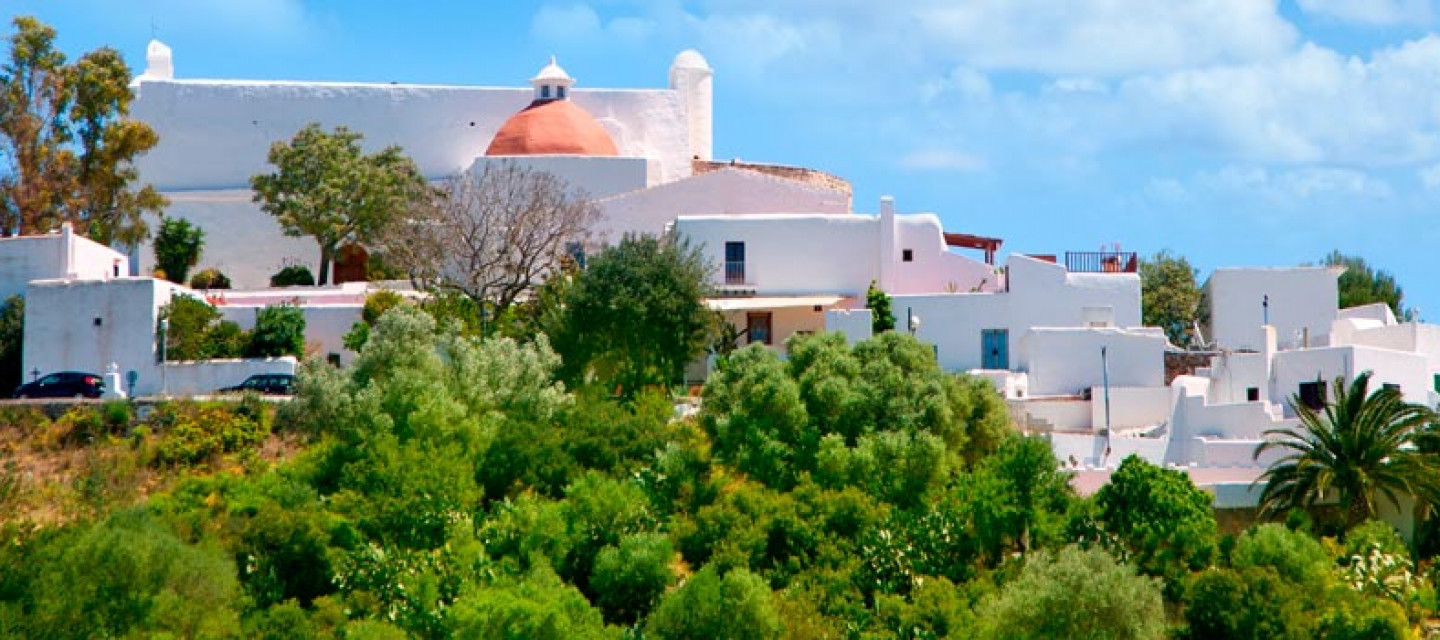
[[0, 306, 1433, 638]]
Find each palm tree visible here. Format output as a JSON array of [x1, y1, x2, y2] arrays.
[[1254, 371, 1440, 527]]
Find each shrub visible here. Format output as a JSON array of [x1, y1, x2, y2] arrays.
[[270, 265, 315, 287], [159, 293, 247, 360], [246, 304, 306, 358], [590, 532, 676, 624], [646, 565, 782, 640], [153, 217, 205, 285], [188, 267, 232, 290], [976, 545, 1165, 640], [0, 295, 23, 393], [152, 404, 267, 467]]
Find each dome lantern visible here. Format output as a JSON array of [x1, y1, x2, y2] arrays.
[[531, 56, 574, 101]]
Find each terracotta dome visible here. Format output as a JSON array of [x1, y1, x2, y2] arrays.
[[484, 99, 619, 157]]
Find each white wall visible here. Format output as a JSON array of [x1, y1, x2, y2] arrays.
[[1209, 267, 1339, 351], [471, 155, 650, 201], [0, 228, 129, 301], [134, 190, 318, 288], [885, 255, 1148, 375], [1048, 431, 1168, 468], [1271, 345, 1430, 414], [891, 214, 999, 294], [1019, 328, 1166, 396], [895, 292, 1010, 371], [1090, 386, 1171, 431], [1015, 398, 1093, 432], [24, 277, 190, 397], [824, 308, 873, 344], [678, 214, 879, 297], [162, 357, 297, 395], [131, 80, 697, 189], [596, 168, 850, 242], [1007, 256, 1142, 330], [219, 304, 363, 367], [1203, 351, 1271, 405]]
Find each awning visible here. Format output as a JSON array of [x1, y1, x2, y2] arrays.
[[707, 295, 846, 312]]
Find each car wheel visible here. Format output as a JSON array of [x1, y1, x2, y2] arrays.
[[74, 393, 84, 400], [16, 393, 26, 400]]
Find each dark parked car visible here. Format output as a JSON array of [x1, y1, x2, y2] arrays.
[[13, 371, 105, 399], [219, 373, 296, 396]]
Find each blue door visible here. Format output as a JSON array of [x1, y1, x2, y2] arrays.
[[982, 329, 1009, 369]]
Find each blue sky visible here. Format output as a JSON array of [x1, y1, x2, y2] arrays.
[[18, 0, 1440, 318]]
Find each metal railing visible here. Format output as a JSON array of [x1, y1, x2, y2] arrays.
[[1064, 251, 1137, 273], [724, 261, 747, 285]]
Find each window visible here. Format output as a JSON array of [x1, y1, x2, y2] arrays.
[[541, 85, 551, 99], [1298, 381, 1326, 411], [1383, 383, 1401, 393], [38, 374, 60, 386], [747, 312, 773, 345], [327, 353, 342, 367], [902, 249, 914, 262], [725, 241, 746, 284], [566, 242, 587, 269], [557, 86, 566, 98], [1246, 387, 1260, 402], [1434, 373, 1440, 394]]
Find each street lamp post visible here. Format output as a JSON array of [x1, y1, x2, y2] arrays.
[[159, 318, 169, 397]]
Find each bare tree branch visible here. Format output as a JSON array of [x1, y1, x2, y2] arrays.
[[382, 161, 603, 316]]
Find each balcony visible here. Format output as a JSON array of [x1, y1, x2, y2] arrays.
[[715, 261, 757, 296], [1064, 251, 1137, 274]]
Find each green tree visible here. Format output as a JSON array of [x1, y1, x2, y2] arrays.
[[445, 567, 618, 640], [1255, 371, 1440, 528], [701, 344, 813, 489], [590, 532, 676, 625], [0, 16, 166, 243], [550, 233, 713, 394], [1089, 455, 1217, 598], [250, 123, 429, 285], [1322, 251, 1406, 317], [159, 293, 246, 360], [152, 216, 204, 284], [865, 280, 894, 334], [0, 295, 22, 392], [246, 304, 306, 358], [645, 565, 781, 640], [1139, 250, 1201, 346], [976, 545, 1165, 640]]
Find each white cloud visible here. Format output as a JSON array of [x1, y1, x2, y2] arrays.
[[1155, 165, 1393, 206], [899, 149, 987, 172], [915, 0, 1297, 75], [531, 4, 603, 41], [1418, 163, 1440, 189], [531, 3, 658, 45], [1113, 38, 1440, 165], [1296, 0, 1432, 26]]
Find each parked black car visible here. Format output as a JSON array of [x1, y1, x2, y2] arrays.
[[13, 371, 105, 399], [219, 373, 296, 396]]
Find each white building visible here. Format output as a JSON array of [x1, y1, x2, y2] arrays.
[[130, 43, 715, 287], [0, 223, 129, 301], [22, 277, 295, 397], [1206, 267, 1341, 352]]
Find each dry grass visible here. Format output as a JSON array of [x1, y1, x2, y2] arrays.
[[0, 406, 307, 528]]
